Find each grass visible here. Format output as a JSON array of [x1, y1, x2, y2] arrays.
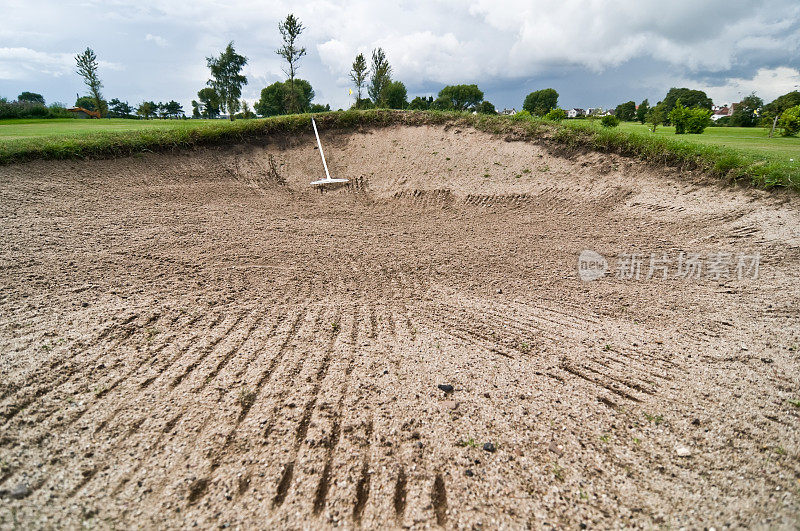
[[1, 110, 798, 191]]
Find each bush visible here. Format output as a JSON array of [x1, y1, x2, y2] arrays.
[[545, 108, 567, 121], [779, 105, 800, 136], [669, 102, 712, 134], [510, 110, 532, 121], [600, 115, 619, 128]]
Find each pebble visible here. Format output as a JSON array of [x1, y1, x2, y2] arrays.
[[483, 442, 496, 453], [441, 400, 459, 410], [465, 469, 474, 477], [496, 288, 502, 294], [437, 384, 454, 393], [675, 445, 692, 457]]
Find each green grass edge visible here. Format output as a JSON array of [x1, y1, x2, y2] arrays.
[[1, 109, 796, 191]]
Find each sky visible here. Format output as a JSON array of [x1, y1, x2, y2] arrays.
[[1, 0, 799, 113]]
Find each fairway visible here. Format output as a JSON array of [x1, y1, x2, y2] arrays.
[[617, 121, 800, 162], [0, 118, 222, 140]]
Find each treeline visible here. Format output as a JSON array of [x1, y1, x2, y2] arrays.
[[0, 93, 73, 119], [610, 88, 800, 136]]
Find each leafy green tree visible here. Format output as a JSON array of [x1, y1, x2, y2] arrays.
[[206, 42, 248, 120], [236, 100, 256, 119], [409, 96, 433, 110], [601, 115, 620, 127], [382, 81, 408, 109], [636, 99, 649, 124], [18, 92, 45, 105], [75, 47, 106, 116], [614, 101, 636, 121], [647, 106, 663, 132], [729, 93, 763, 127], [276, 14, 306, 114], [545, 108, 566, 121], [668, 100, 712, 134], [309, 103, 331, 113], [368, 48, 391, 107], [660, 88, 713, 116], [522, 88, 558, 116], [75, 95, 100, 111], [108, 98, 134, 118], [197, 88, 221, 118], [191, 100, 201, 118], [435, 84, 484, 111], [476, 101, 496, 114], [164, 100, 184, 118], [136, 101, 156, 119], [254, 79, 314, 116], [350, 53, 368, 108], [778, 105, 800, 136], [763, 91, 800, 118]]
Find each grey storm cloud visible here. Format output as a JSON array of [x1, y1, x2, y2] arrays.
[[1, 0, 798, 111]]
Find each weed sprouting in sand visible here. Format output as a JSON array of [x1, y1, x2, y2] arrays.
[[331, 321, 340, 333], [517, 340, 531, 354], [458, 437, 478, 448], [146, 327, 159, 342], [552, 463, 565, 481], [644, 413, 664, 424], [599, 434, 611, 443], [788, 399, 800, 408]]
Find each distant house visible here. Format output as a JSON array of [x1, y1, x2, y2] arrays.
[[67, 107, 101, 119], [500, 108, 517, 116], [711, 104, 733, 121], [567, 108, 585, 118]]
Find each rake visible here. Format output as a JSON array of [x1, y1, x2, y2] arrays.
[[309, 117, 349, 187]]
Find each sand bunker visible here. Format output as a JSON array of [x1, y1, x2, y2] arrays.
[[1, 124, 799, 528]]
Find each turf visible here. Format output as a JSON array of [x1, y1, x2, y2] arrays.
[[0, 112, 798, 191]]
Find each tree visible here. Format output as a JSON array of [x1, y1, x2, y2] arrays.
[[522, 88, 559, 116], [136, 101, 156, 119], [309, 103, 331, 113], [191, 100, 201, 118], [601, 115, 620, 128], [763, 91, 800, 118], [206, 42, 248, 120], [614, 101, 636, 121], [435, 84, 484, 111], [636, 99, 649, 124], [75, 95, 99, 111], [18, 92, 45, 105], [164, 100, 184, 118], [75, 47, 106, 116], [545, 108, 566, 121], [349, 53, 368, 108], [197, 88, 221, 118], [730, 93, 763, 127], [647, 106, 663, 132], [368, 48, 391, 107], [237, 100, 256, 119], [108, 98, 134, 118], [668, 100, 712, 134], [476, 101, 496, 114], [660, 88, 713, 116], [778, 105, 800, 136], [382, 81, 408, 109], [409, 96, 433, 110], [254, 79, 314, 116], [276, 13, 306, 114]]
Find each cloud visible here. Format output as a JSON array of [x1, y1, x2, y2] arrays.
[[690, 67, 800, 104], [1, 0, 799, 111], [0, 47, 73, 79], [145, 34, 168, 47]]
